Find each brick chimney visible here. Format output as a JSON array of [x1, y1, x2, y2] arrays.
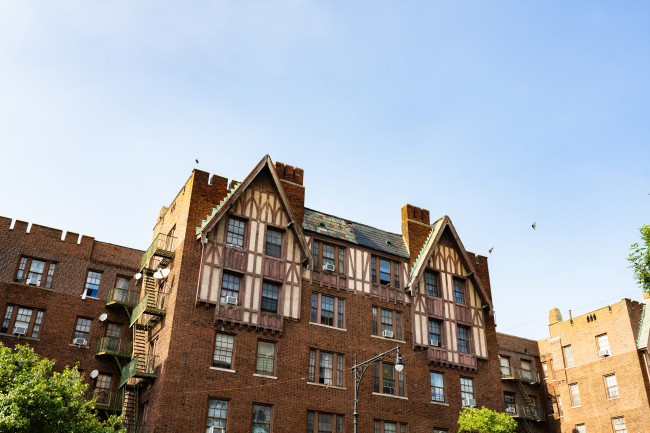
[[401, 204, 431, 266], [549, 308, 563, 325], [275, 162, 305, 227]]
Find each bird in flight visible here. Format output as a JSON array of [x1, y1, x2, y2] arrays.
[[489, 248, 494, 254], [195, 159, 199, 164], [532, 222, 536, 230]]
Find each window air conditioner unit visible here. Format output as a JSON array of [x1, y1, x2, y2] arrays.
[[26, 278, 38, 285], [598, 349, 611, 357], [382, 330, 394, 338], [14, 326, 27, 336], [322, 263, 335, 272], [208, 427, 225, 433], [463, 398, 476, 407], [430, 339, 440, 347], [225, 296, 238, 305], [73, 338, 87, 346], [506, 407, 516, 414]]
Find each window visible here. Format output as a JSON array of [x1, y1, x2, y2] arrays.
[[604, 374, 619, 399], [612, 417, 627, 433], [570, 383, 581, 407], [265, 228, 283, 258], [116, 276, 130, 290], [15, 257, 56, 288], [307, 411, 344, 433], [106, 323, 122, 338], [500, 356, 511, 377], [374, 420, 407, 433], [84, 271, 102, 297], [542, 361, 548, 379], [425, 271, 439, 297], [207, 399, 228, 430], [261, 282, 280, 313], [226, 217, 246, 247], [428, 319, 443, 346], [311, 293, 345, 328], [430, 372, 445, 402], [557, 396, 563, 416], [373, 361, 405, 396], [220, 273, 241, 304], [313, 241, 345, 274], [575, 424, 586, 433], [309, 349, 344, 387], [597, 334, 610, 357], [372, 307, 402, 340], [453, 278, 465, 303], [74, 317, 92, 342], [563, 345, 574, 368], [460, 378, 474, 405], [371, 257, 401, 288], [457, 325, 471, 354], [256, 341, 276, 375], [504, 392, 516, 413], [546, 397, 554, 415], [2, 305, 45, 338], [521, 360, 531, 371], [94, 373, 112, 405], [252, 404, 272, 433], [213, 333, 235, 369]]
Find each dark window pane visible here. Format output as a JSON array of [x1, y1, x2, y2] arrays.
[[265, 229, 282, 258], [261, 282, 279, 313]]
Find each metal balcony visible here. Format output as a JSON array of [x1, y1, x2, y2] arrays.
[[505, 404, 546, 422], [95, 337, 132, 358], [88, 389, 123, 412], [501, 366, 540, 385], [106, 288, 141, 308], [140, 233, 177, 271], [119, 354, 158, 387]]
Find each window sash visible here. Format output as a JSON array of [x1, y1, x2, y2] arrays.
[[457, 326, 470, 354], [85, 271, 102, 297], [207, 399, 228, 428], [252, 405, 271, 432], [425, 271, 438, 297], [221, 273, 241, 302], [428, 319, 442, 345], [374, 307, 401, 339], [460, 378, 474, 401], [313, 240, 345, 273], [16, 257, 56, 287], [453, 279, 465, 303], [74, 318, 92, 340], [373, 361, 405, 396], [213, 333, 234, 369], [605, 375, 619, 398], [311, 293, 344, 328], [570, 384, 581, 406], [430, 372, 445, 402], [256, 341, 275, 375], [226, 218, 246, 247], [564, 346, 574, 367], [261, 282, 280, 313], [265, 228, 283, 258]]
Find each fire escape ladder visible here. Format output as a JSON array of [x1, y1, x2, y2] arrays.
[[514, 379, 534, 433], [122, 385, 138, 433]]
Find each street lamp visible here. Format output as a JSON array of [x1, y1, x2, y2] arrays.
[[352, 346, 404, 433]]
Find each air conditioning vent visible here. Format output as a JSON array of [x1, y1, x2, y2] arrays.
[[208, 427, 225, 433], [26, 278, 38, 286], [506, 406, 516, 414], [73, 338, 87, 346], [382, 330, 394, 338], [430, 339, 440, 347], [13, 326, 27, 336], [322, 263, 335, 272], [225, 296, 238, 305], [463, 398, 476, 407], [598, 349, 611, 357]]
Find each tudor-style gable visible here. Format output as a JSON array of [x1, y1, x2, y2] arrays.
[[195, 156, 311, 333]]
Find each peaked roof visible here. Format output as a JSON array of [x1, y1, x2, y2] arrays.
[[406, 216, 492, 310], [195, 155, 312, 267], [303, 208, 409, 259]]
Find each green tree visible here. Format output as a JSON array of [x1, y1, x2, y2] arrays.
[[457, 407, 517, 433], [629, 225, 650, 293], [0, 343, 123, 433]]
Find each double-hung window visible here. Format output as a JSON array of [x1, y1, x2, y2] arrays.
[[261, 281, 280, 313], [460, 378, 474, 406], [311, 293, 345, 328], [84, 271, 102, 297], [15, 257, 56, 288], [428, 319, 442, 347], [564, 345, 574, 368], [453, 278, 465, 303], [425, 271, 439, 297], [597, 334, 610, 357], [570, 383, 581, 407], [604, 374, 619, 399], [430, 372, 445, 402], [374, 420, 407, 433], [213, 333, 235, 369], [74, 317, 92, 344], [500, 356, 511, 377], [373, 361, 405, 396], [371, 257, 400, 288], [373, 307, 402, 340], [1, 305, 45, 338], [307, 411, 344, 433], [256, 341, 276, 376], [612, 417, 627, 433], [309, 349, 344, 387], [207, 399, 228, 431], [226, 217, 246, 247], [313, 241, 345, 273], [575, 424, 586, 433], [457, 325, 471, 354], [542, 361, 548, 379], [504, 392, 516, 413], [93, 374, 112, 405], [265, 228, 283, 258], [220, 273, 241, 304], [252, 405, 272, 433]]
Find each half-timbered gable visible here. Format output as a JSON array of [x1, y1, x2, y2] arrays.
[[304, 208, 411, 305], [407, 216, 492, 371], [195, 157, 311, 333]]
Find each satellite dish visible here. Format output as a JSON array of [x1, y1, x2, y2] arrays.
[[99, 313, 108, 322], [90, 369, 99, 379], [153, 270, 163, 279], [161, 268, 171, 278], [134, 273, 142, 280]]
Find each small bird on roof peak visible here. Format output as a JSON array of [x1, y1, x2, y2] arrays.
[[195, 159, 199, 164], [489, 247, 494, 254], [532, 222, 536, 230]]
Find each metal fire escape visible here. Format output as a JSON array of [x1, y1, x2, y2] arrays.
[[103, 233, 176, 433], [502, 367, 545, 433]]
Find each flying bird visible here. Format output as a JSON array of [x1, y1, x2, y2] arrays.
[[532, 222, 536, 230], [195, 159, 199, 164], [489, 248, 494, 254]]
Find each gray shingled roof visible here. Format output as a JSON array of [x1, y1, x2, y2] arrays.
[[303, 208, 409, 259]]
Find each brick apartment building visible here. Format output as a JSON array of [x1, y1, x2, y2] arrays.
[[0, 155, 507, 433], [539, 297, 650, 433], [496, 333, 551, 433]]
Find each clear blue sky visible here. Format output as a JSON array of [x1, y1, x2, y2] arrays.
[[1, 1, 649, 340]]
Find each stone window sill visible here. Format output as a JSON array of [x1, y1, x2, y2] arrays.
[[309, 322, 347, 332], [0, 332, 39, 341], [307, 382, 346, 390], [431, 401, 449, 406], [68, 344, 89, 349], [371, 335, 406, 344], [210, 367, 235, 374], [372, 392, 408, 400], [253, 373, 277, 380]]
